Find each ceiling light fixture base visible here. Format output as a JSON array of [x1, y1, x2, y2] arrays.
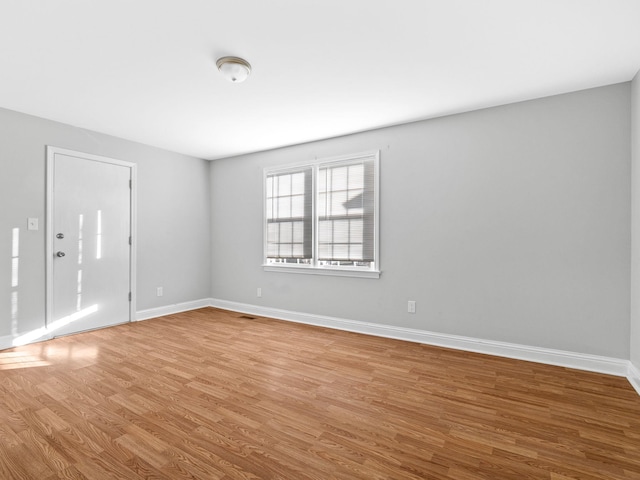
[[216, 56, 252, 83]]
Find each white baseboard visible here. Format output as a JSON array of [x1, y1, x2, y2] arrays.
[[629, 362, 640, 396], [208, 298, 631, 379], [135, 298, 211, 322]]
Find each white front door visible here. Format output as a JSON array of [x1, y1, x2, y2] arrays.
[[47, 147, 135, 336]]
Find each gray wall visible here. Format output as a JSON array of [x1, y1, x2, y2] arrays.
[[632, 71, 640, 368], [0, 107, 211, 342], [211, 83, 631, 358]]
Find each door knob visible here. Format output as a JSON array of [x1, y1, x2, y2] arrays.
[[56, 251, 66, 257], [56, 233, 64, 239]]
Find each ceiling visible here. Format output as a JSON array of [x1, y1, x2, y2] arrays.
[[1, 1, 640, 160]]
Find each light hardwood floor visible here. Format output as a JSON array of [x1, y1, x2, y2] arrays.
[[1, 307, 639, 479]]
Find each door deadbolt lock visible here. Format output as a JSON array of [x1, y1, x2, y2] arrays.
[[56, 251, 66, 257], [56, 233, 64, 239]]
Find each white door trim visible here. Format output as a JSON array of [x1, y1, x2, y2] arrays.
[[46, 146, 138, 330]]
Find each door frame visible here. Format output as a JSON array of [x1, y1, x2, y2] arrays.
[[45, 146, 137, 330]]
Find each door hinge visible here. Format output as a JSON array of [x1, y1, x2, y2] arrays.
[[129, 236, 132, 245], [129, 179, 132, 189], [128, 292, 132, 301]]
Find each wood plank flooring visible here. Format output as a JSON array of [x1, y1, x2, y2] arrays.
[[1, 307, 639, 479]]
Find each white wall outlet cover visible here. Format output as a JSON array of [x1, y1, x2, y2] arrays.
[[27, 218, 39, 230], [408, 300, 416, 313]]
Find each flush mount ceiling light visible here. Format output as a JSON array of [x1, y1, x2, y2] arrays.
[[216, 56, 251, 83]]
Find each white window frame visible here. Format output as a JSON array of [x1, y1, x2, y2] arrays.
[[263, 150, 380, 279]]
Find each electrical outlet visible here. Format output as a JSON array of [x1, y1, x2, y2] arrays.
[[27, 218, 39, 231], [257, 287, 262, 298], [408, 300, 416, 313], [157, 287, 163, 297]]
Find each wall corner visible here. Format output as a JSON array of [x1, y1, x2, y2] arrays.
[[630, 68, 640, 370]]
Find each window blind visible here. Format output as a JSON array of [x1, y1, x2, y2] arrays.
[[317, 157, 376, 264], [265, 167, 312, 262]]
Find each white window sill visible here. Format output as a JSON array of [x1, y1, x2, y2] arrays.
[[263, 265, 381, 279]]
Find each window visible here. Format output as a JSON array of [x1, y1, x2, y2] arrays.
[[265, 167, 312, 263], [264, 151, 379, 278]]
